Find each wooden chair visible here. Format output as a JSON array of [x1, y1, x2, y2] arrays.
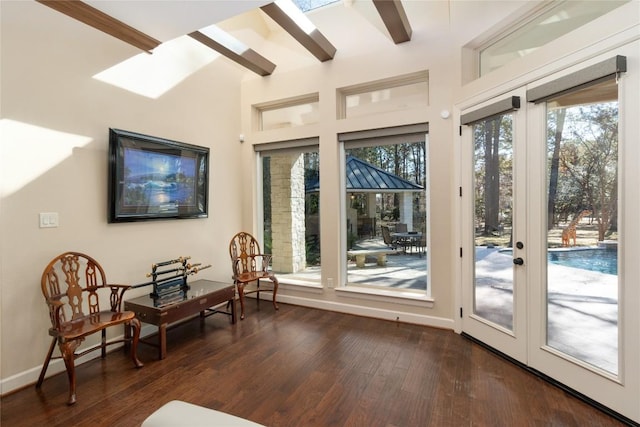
[[229, 232, 279, 320], [36, 252, 143, 405]]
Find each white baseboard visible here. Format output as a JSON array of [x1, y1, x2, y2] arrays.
[[272, 293, 455, 330]]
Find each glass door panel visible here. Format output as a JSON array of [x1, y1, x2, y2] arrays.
[[545, 81, 619, 374], [473, 114, 515, 331], [462, 89, 527, 363]]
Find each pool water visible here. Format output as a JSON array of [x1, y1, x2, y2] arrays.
[[548, 249, 617, 275]]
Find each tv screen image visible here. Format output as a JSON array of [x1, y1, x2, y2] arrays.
[[108, 128, 209, 222], [122, 146, 197, 212]]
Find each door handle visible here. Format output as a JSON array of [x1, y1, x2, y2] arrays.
[[513, 257, 524, 266]]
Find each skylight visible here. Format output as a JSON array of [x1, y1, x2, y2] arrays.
[[292, 0, 340, 13]]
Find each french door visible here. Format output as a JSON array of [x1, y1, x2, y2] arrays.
[[460, 89, 528, 362], [460, 51, 639, 423]]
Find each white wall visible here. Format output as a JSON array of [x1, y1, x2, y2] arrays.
[[0, 2, 246, 390]]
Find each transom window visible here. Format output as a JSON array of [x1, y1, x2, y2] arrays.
[[475, 1, 629, 77]]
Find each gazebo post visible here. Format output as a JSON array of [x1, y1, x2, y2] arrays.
[[399, 192, 414, 231]]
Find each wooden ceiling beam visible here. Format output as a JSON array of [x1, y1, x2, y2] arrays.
[[189, 31, 276, 76], [372, 0, 412, 44], [37, 0, 161, 52], [260, 2, 336, 62]]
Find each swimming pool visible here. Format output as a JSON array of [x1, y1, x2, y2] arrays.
[[548, 248, 617, 275]]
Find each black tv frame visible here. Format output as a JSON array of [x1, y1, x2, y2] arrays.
[[108, 128, 209, 223]]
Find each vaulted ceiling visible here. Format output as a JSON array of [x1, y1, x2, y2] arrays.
[[37, 0, 413, 76]]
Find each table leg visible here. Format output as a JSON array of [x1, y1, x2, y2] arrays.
[[159, 323, 167, 360], [230, 298, 236, 324]]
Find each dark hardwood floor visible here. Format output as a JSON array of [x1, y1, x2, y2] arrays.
[[1, 303, 629, 427]]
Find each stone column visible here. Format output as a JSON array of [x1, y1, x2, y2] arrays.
[[270, 153, 306, 273]]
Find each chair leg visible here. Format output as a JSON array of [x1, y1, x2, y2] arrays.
[[237, 283, 246, 320], [129, 318, 144, 368], [60, 340, 80, 405], [256, 280, 260, 309], [271, 277, 279, 311], [36, 337, 57, 388]]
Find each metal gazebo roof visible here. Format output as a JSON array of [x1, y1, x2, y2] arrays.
[[306, 155, 423, 193]]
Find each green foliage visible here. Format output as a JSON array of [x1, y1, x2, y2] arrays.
[[548, 102, 618, 240], [347, 232, 358, 250], [264, 227, 272, 254], [263, 156, 271, 224], [305, 235, 320, 266], [473, 115, 514, 235]]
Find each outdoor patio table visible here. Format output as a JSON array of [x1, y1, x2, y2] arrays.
[[391, 232, 422, 254]]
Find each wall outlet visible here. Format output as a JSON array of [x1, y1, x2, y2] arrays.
[[39, 212, 59, 228], [327, 278, 334, 288]]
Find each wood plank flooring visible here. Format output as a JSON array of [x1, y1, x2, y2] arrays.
[[1, 303, 630, 426]]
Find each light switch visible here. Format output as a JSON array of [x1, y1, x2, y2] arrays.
[[39, 212, 59, 228]]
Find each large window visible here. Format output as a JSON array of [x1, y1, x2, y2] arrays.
[[340, 124, 428, 293], [258, 142, 320, 284]]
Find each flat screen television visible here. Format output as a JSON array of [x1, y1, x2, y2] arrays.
[[108, 128, 209, 223]]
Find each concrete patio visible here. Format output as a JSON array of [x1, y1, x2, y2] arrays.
[[474, 246, 618, 374], [277, 237, 427, 290]]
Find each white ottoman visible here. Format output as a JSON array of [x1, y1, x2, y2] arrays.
[[142, 400, 266, 427]]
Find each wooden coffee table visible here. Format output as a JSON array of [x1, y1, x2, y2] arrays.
[[124, 279, 235, 359]]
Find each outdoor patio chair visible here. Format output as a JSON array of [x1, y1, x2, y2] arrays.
[[229, 232, 279, 320], [36, 252, 143, 405], [381, 225, 397, 249]]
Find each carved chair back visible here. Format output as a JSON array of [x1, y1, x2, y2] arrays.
[[229, 232, 267, 276], [41, 252, 122, 332]]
